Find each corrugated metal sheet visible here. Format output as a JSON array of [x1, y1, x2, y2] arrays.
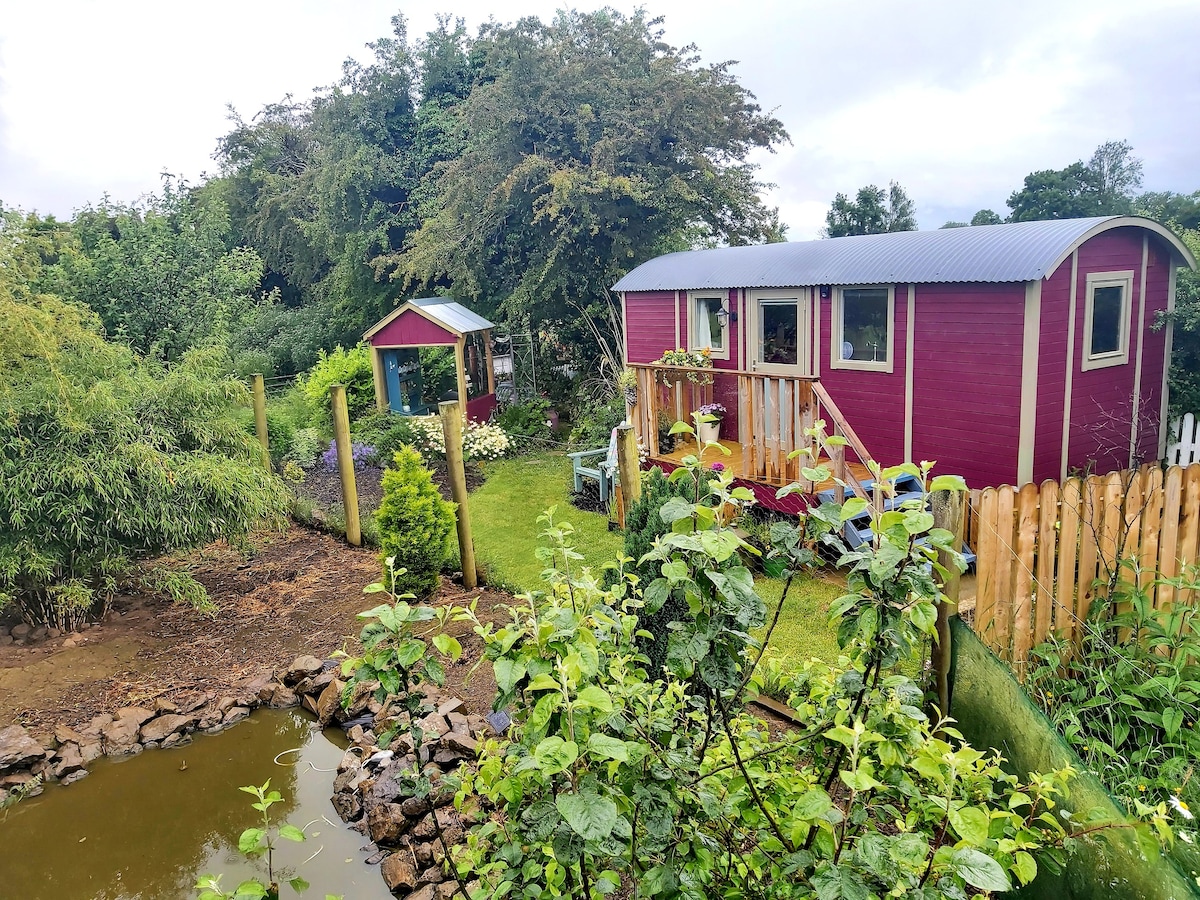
[[612, 216, 1166, 292], [412, 297, 494, 333]]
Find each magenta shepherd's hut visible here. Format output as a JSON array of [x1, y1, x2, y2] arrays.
[[614, 216, 1195, 504]]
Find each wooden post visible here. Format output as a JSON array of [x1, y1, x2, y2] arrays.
[[440, 400, 477, 589], [616, 424, 641, 529], [483, 330, 496, 396], [370, 347, 387, 411], [251, 374, 271, 471], [330, 384, 361, 547], [454, 337, 469, 407], [930, 488, 966, 720]]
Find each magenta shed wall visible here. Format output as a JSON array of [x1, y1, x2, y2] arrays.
[[816, 286, 909, 466], [910, 283, 1026, 489], [626, 292, 677, 364], [1032, 262, 1072, 483], [371, 309, 458, 346], [1065, 229, 1158, 475]]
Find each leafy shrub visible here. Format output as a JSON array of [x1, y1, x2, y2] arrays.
[[610, 466, 711, 674], [300, 344, 375, 429], [231, 349, 277, 380], [354, 411, 418, 461], [0, 294, 287, 628], [495, 397, 551, 443], [264, 409, 295, 463], [283, 427, 324, 468], [1027, 560, 1200, 837], [568, 391, 624, 449], [375, 447, 455, 598]]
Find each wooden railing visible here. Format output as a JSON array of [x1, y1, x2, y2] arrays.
[[626, 363, 874, 503]]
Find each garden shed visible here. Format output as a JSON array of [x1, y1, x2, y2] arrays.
[[363, 297, 497, 422], [614, 216, 1196, 494]]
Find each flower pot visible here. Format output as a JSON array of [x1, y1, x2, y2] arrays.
[[698, 421, 721, 444]]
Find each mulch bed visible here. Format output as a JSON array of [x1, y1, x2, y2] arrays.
[[293, 460, 486, 518]]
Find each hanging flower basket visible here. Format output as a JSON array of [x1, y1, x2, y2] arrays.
[[654, 348, 714, 386]]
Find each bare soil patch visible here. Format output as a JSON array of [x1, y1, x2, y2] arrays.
[[0, 524, 511, 735]]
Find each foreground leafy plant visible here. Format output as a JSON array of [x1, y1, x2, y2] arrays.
[[1028, 560, 1200, 845], [196, 781, 338, 900]]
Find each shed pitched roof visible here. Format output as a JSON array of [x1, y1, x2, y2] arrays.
[[612, 216, 1196, 293], [364, 297, 494, 341]]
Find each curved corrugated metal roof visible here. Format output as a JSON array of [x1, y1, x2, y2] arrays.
[[411, 297, 494, 333], [612, 216, 1196, 292]]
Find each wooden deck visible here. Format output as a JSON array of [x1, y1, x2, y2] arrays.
[[654, 438, 872, 496]]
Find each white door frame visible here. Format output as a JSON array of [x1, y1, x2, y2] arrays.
[[747, 288, 813, 376]]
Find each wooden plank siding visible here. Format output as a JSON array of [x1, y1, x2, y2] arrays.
[[969, 462, 1200, 672]]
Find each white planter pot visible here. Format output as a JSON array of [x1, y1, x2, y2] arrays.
[[698, 421, 721, 444]]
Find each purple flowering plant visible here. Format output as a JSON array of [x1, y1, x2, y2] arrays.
[[711, 462, 725, 473], [322, 440, 378, 472], [696, 402, 727, 421]]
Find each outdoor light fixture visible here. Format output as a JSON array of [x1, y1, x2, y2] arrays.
[[715, 303, 737, 326]]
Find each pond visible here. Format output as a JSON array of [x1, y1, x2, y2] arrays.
[[0, 709, 393, 900]]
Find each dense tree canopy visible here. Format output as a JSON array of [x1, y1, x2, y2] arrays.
[[1006, 140, 1143, 222], [824, 182, 916, 237], [391, 10, 787, 375]]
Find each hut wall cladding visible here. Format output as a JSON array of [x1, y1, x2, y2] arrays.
[[816, 284, 909, 467], [969, 462, 1200, 674], [371, 309, 459, 345], [1065, 229, 1170, 477], [910, 282, 1026, 489]]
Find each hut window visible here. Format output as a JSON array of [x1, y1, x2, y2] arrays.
[[832, 286, 894, 373], [689, 293, 729, 359], [1082, 271, 1133, 371]]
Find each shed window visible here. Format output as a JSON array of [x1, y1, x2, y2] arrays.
[[832, 287, 894, 373], [1082, 271, 1133, 371], [690, 293, 728, 359]]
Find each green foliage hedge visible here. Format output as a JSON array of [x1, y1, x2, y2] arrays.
[[0, 291, 287, 628], [376, 447, 455, 598], [300, 345, 376, 429]]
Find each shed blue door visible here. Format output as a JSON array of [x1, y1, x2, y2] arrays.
[[383, 350, 405, 413]]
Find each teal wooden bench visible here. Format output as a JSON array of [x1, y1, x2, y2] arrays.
[[568, 427, 620, 503]]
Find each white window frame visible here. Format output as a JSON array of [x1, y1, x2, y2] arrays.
[[831, 285, 895, 374], [1081, 270, 1134, 371], [688, 291, 729, 360]]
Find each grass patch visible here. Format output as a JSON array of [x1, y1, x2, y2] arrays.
[[470, 452, 624, 593], [754, 573, 843, 664]]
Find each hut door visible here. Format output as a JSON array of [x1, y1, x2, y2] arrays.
[[748, 289, 812, 376]]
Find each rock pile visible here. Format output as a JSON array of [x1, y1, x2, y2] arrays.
[[0, 654, 339, 802], [329, 685, 496, 899]]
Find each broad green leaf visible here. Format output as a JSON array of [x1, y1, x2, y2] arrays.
[[909, 601, 938, 635], [950, 847, 1011, 891], [238, 827, 266, 855], [929, 474, 968, 492], [278, 823, 306, 843], [494, 658, 526, 694], [395, 638, 426, 668], [587, 733, 629, 762], [668, 420, 694, 435], [288, 876, 310, 893], [575, 685, 614, 714], [432, 633, 462, 660], [556, 790, 619, 841], [1012, 850, 1038, 885], [233, 880, 269, 899], [949, 805, 990, 845], [1163, 707, 1183, 739], [792, 788, 834, 820], [527, 673, 560, 691], [533, 736, 579, 775], [840, 497, 869, 522]]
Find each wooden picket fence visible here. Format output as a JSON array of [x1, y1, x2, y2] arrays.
[[968, 462, 1200, 672], [1169, 413, 1200, 466]]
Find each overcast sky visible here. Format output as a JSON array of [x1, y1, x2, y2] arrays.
[[1, 0, 1197, 239]]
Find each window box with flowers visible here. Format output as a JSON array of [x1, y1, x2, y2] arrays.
[[695, 402, 727, 443], [654, 348, 714, 385]]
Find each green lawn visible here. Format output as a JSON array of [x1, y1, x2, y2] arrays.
[[470, 450, 843, 661], [469, 452, 624, 593]]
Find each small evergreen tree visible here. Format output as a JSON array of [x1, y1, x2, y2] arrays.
[[376, 447, 455, 597]]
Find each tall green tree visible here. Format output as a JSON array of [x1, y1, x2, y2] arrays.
[[823, 181, 916, 237], [394, 9, 787, 375], [1163, 227, 1200, 415], [1006, 140, 1143, 222]]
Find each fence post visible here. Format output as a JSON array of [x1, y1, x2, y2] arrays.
[[930, 488, 966, 719], [440, 400, 478, 589], [251, 374, 271, 471], [616, 424, 641, 529], [330, 383, 361, 547]]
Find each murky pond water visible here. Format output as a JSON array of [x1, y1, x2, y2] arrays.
[[0, 709, 393, 900]]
